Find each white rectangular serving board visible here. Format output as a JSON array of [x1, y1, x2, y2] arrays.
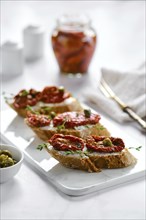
[[0, 109, 145, 196]]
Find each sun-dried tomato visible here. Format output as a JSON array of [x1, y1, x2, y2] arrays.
[[40, 86, 70, 103], [86, 136, 125, 153], [13, 89, 41, 109], [48, 134, 85, 151], [52, 29, 96, 74], [53, 112, 100, 128], [27, 114, 51, 127]]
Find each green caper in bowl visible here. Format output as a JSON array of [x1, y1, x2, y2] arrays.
[[0, 145, 24, 183], [0, 150, 17, 168]]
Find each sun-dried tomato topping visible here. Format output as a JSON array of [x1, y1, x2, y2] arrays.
[[53, 112, 101, 128], [13, 89, 42, 109], [52, 29, 96, 74], [48, 134, 85, 151], [40, 86, 70, 103], [86, 136, 125, 153], [27, 114, 51, 127], [13, 86, 71, 108]]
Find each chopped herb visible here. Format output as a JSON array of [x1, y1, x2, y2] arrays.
[[37, 143, 48, 151], [2, 91, 14, 100], [84, 151, 89, 156], [64, 150, 84, 156], [84, 109, 91, 118], [20, 90, 29, 97], [46, 112, 56, 120], [26, 105, 40, 115], [85, 125, 90, 128], [76, 150, 83, 154], [64, 150, 74, 155], [2, 91, 14, 96], [96, 125, 105, 130], [128, 146, 142, 151], [57, 124, 65, 130], [56, 119, 67, 130], [40, 106, 52, 114]]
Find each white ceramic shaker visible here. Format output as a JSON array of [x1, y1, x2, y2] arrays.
[[23, 25, 45, 61], [1, 41, 24, 76]]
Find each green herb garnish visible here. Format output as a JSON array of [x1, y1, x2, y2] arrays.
[[39, 106, 52, 114], [84, 109, 91, 118], [37, 143, 48, 151], [2, 91, 14, 96], [84, 125, 90, 128], [64, 150, 84, 156], [64, 150, 74, 155], [96, 125, 105, 130], [56, 119, 67, 130], [2, 91, 14, 102], [20, 90, 29, 96], [75, 150, 82, 153], [84, 151, 89, 156], [26, 105, 40, 115], [128, 146, 142, 151]]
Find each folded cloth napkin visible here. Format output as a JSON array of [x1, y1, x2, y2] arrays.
[[83, 66, 146, 123]]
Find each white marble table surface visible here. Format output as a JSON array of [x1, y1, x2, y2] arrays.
[[1, 1, 145, 220]]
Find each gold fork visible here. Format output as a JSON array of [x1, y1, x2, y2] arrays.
[[99, 77, 146, 131]]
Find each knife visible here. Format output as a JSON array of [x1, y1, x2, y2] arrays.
[[99, 77, 146, 131]]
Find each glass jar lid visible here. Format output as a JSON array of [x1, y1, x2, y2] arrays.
[[57, 14, 91, 31]]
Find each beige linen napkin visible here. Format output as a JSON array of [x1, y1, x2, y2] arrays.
[[83, 67, 146, 123]]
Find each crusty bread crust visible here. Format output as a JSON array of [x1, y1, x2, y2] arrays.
[[25, 120, 111, 141], [8, 97, 83, 117], [45, 146, 101, 172], [8, 103, 27, 117], [45, 146, 137, 172], [88, 148, 137, 169]]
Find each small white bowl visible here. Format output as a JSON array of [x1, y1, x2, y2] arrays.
[[0, 144, 24, 183]]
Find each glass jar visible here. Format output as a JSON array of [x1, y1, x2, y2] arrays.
[[51, 14, 97, 75]]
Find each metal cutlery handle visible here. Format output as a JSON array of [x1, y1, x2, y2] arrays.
[[99, 77, 146, 131], [123, 107, 146, 131]]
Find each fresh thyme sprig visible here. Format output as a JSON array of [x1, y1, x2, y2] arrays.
[[128, 146, 142, 151], [26, 105, 40, 115], [96, 124, 105, 130], [19, 90, 29, 96], [37, 143, 48, 151], [56, 119, 67, 130], [39, 106, 52, 115], [64, 150, 89, 157], [64, 150, 84, 157], [2, 91, 14, 102]]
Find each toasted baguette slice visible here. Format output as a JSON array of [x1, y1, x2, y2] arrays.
[[25, 120, 110, 141], [8, 97, 83, 117], [45, 144, 101, 172], [87, 148, 137, 169], [45, 145, 136, 172], [8, 103, 27, 117]]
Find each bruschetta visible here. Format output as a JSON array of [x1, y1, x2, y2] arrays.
[[41, 134, 137, 172], [6, 86, 83, 117], [25, 110, 110, 141]]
